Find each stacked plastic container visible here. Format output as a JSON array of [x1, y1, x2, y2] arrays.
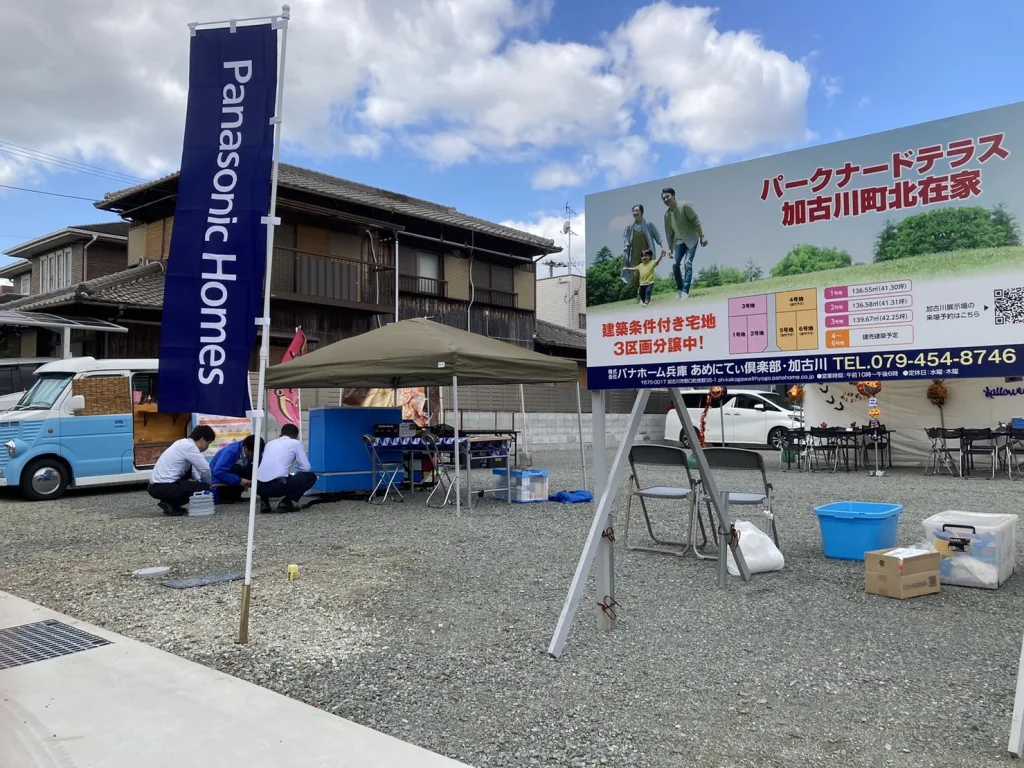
[[921, 511, 1017, 589]]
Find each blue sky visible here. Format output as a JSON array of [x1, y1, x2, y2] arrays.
[[2, 0, 1023, 271]]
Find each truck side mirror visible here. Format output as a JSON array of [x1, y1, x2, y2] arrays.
[[70, 395, 86, 413]]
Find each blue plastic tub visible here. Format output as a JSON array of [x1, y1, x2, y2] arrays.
[[813, 501, 903, 561]]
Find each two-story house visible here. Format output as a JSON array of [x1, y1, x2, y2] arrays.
[[0, 222, 129, 298], [5, 165, 559, 366]]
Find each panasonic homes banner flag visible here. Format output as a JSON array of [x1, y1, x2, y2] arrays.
[[158, 23, 277, 416]]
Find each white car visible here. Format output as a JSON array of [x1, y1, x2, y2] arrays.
[[664, 389, 804, 449]]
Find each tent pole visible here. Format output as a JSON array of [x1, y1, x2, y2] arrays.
[[518, 384, 530, 466], [239, 5, 290, 646], [576, 381, 587, 490], [453, 374, 461, 518]]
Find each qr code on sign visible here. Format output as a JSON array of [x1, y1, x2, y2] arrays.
[[994, 288, 1024, 325]]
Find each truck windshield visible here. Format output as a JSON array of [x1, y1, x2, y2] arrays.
[[13, 374, 73, 410]]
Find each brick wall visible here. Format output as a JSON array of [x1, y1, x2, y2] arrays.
[[127, 224, 146, 265], [85, 242, 129, 280]]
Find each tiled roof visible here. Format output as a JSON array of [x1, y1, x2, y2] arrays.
[[535, 319, 586, 350], [0, 259, 31, 278], [5, 261, 165, 312], [98, 164, 559, 253]]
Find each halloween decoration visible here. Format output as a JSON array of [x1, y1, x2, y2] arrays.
[[788, 385, 804, 404], [857, 381, 882, 397], [927, 379, 948, 406], [699, 386, 729, 447]]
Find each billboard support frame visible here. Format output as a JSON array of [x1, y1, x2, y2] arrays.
[[547, 387, 750, 658]]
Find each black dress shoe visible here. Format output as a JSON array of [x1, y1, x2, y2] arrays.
[[277, 499, 299, 513], [159, 501, 187, 517], [259, 499, 274, 514]]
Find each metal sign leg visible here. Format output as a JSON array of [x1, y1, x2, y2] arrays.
[[547, 389, 650, 659], [590, 390, 612, 632]]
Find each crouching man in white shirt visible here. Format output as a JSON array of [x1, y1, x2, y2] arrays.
[[147, 425, 215, 516], [256, 424, 317, 513]]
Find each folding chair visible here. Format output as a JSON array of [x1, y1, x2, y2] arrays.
[[695, 448, 779, 560], [925, 427, 958, 476], [361, 434, 404, 503], [808, 427, 837, 471], [1006, 427, 1024, 479], [961, 427, 998, 479], [779, 428, 809, 471], [422, 432, 455, 508], [622, 441, 701, 557]]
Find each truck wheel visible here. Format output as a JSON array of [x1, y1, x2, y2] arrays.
[[768, 427, 787, 450], [21, 458, 69, 501]]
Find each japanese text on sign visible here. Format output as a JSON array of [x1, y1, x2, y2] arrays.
[[759, 133, 1011, 227], [601, 314, 717, 358]]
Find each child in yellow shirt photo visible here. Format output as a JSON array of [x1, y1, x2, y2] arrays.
[[622, 249, 665, 306]]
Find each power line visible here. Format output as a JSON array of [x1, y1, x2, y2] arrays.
[[0, 143, 147, 185], [0, 139, 149, 182], [0, 184, 98, 202]]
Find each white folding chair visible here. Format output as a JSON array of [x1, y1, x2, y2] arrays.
[[622, 441, 701, 557], [362, 434, 404, 504]]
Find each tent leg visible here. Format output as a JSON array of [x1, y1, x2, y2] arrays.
[[453, 374, 461, 518], [1008, 628, 1024, 757], [591, 390, 613, 632], [576, 381, 587, 491], [519, 384, 531, 466], [547, 389, 649, 659]]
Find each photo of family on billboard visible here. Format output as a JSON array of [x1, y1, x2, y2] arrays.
[[585, 102, 1024, 316]]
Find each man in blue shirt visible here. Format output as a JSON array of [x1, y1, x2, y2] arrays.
[[209, 434, 264, 504]]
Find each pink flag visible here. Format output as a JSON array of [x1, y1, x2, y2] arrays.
[[267, 329, 307, 428]]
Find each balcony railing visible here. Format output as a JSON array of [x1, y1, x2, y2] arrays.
[[271, 246, 395, 309], [399, 274, 447, 297], [473, 288, 518, 308]]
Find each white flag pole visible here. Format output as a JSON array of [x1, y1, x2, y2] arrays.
[[295, 325, 303, 442], [239, 4, 290, 645]]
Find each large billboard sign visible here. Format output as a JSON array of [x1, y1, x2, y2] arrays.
[[584, 102, 1024, 389]]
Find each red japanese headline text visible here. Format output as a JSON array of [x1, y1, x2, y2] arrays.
[[602, 314, 717, 358], [759, 133, 1011, 227]]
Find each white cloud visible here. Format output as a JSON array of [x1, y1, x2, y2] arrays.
[[821, 75, 843, 105], [532, 162, 593, 190], [857, 96, 872, 109], [609, 4, 811, 157], [0, 0, 813, 188], [501, 212, 586, 273]]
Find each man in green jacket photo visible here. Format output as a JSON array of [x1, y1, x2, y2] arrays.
[[662, 187, 709, 300]]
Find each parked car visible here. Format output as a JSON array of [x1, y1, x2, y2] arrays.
[[0, 357, 191, 500], [664, 388, 804, 449], [0, 358, 58, 412]]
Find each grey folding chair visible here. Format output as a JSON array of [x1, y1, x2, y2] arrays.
[[694, 448, 778, 560], [361, 434, 404, 504], [422, 432, 455, 508], [622, 441, 702, 557]]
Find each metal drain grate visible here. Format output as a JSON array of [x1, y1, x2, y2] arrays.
[[0, 620, 111, 671]]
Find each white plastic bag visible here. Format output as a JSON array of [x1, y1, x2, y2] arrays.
[[727, 519, 785, 576]]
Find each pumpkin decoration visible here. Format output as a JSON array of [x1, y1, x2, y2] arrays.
[[857, 381, 882, 397], [927, 379, 948, 406], [708, 385, 728, 406], [788, 384, 804, 404], [868, 407, 881, 420]]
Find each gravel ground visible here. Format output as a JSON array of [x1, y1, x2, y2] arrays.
[[2, 450, 1024, 767]]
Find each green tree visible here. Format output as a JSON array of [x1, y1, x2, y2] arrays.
[[872, 205, 1021, 262], [719, 267, 746, 285], [742, 259, 763, 282], [586, 246, 635, 306], [693, 264, 722, 289], [771, 244, 852, 277]]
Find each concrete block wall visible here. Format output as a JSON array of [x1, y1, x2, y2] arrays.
[[444, 410, 664, 451]]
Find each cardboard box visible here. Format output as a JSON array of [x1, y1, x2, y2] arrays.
[[865, 548, 941, 600]]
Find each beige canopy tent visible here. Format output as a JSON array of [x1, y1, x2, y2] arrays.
[[265, 318, 583, 514]]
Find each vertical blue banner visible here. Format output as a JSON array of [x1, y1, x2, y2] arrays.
[[159, 23, 277, 416]]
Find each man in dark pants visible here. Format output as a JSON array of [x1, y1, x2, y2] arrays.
[[209, 434, 265, 504], [256, 424, 317, 513], [147, 425, 215, 516]]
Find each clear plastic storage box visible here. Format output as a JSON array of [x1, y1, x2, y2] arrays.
[[492, 468, 549, 503], [921, 511, 1017, 589]]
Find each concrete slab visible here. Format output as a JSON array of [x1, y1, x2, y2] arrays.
[[0, 592, 470, 768]]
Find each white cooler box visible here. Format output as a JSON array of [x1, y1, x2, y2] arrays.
[[922, 511, 1018, 589]]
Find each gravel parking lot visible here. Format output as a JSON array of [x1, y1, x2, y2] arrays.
[[2, 449, 1023, 767]]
